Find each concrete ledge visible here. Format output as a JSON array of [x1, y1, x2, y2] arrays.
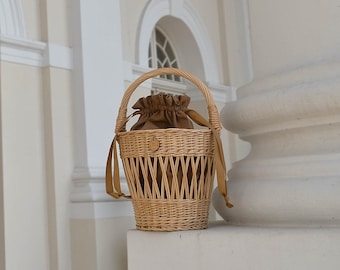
[[127, 221, 340, 270]]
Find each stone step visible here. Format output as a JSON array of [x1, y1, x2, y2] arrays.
[[127, 221, 340, 270]]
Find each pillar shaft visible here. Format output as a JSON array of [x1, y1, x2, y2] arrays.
[[213, 0, 340, 227]]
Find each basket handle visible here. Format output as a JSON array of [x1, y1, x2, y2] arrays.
[[115, 67, 222, 133], [107, 68, 233, 208]]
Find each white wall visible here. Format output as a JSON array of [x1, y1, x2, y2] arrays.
[[0, 0, 73, 269], [2, 63, 50, 269], [1, 0, 251, 269], [248, 0, 340, 78]]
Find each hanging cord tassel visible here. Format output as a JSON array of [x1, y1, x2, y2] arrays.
[[186, 109, 233, 208]]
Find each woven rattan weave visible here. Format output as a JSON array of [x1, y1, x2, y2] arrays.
[[106, 68, 232, 231]]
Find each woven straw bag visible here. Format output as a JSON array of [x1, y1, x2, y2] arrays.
[[106, 68, 232, 231]]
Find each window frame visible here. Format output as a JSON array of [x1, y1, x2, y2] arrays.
[[148, 27, 182, 83]]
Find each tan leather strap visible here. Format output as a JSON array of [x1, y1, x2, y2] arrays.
[[185, 109, 233, 208], [106, 113, 136, 199], [105, 135, 131, 199]]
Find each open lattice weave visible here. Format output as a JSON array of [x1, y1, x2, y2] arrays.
[[119, 128, 214, 230], [106, 67, 232, 231]]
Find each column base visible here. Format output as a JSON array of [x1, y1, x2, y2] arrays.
[[127, 221, 340, 270], [212, 175, 340, 227]]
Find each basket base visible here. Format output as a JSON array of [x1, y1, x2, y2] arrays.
[[132, 199, 211, 231]]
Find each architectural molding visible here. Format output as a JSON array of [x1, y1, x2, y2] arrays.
[[0, 34, 73, 69], [0, 0, 73, 69], [222, 59, 340, 137], [136, 0, 219, 83], [125, 63, 234, 103], [0, 34, 45, 66], [237, 58, 340, 99], [0, 0, 26, 37], [214, 58, 340, 227], [187, 82, 235, 103], [70, 167, 134, 219], [43, 43, 73, 69]]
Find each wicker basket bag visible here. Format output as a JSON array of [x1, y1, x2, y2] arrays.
[[106, 68, 232, 231]]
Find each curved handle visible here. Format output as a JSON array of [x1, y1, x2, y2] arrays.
[[115, 67, 222, 133]]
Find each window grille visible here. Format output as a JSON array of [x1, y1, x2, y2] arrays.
[[148, 27, 181, 82]]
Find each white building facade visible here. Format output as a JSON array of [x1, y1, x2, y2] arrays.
[[0, 0, 339, 269]]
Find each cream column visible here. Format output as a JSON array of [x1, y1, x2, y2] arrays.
[[213, 0, 340, 227], [70, 1, 135, 270]]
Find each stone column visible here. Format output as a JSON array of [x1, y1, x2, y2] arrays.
[[70, 1, 135, 270], [213, 0, 340, 227]]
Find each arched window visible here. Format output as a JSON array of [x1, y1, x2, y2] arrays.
[[148, 27, 181, 82]]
